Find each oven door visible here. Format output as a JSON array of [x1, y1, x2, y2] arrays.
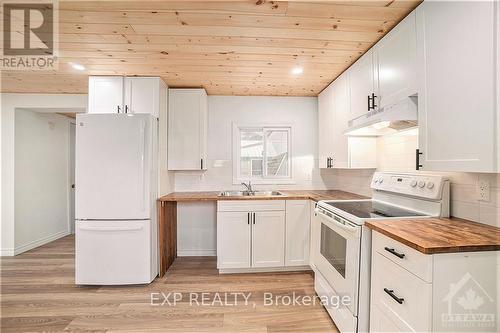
[[314, 207, 361, 316]]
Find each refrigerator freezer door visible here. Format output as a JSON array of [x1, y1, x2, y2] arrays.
[[76, 114, 152, 220], [75, 220, 155, 285]]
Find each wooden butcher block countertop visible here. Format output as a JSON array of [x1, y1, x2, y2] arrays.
[[366, 218, 500, 254], [158, 190, 368, 202]]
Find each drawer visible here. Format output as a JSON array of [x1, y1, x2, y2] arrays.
[[373, 231, 433, 282], [370, 252, 432, 333], [217, 200, 285, 212]]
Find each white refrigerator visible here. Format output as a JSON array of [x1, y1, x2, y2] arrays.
[[75, 114, 158, 285]]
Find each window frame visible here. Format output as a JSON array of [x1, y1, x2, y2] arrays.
[[232, 122, 293, 185]]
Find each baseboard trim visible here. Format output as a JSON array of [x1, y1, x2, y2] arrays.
[[13, 230, 69, 256], [219, 265, 312, 274], [0, 248, 15, 256], [177, 249, 216, 256]]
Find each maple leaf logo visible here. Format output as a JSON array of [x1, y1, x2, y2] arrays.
[[457, 289, 484, 310]]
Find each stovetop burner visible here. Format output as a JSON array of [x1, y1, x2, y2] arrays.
[[322, 200, 427, 219]]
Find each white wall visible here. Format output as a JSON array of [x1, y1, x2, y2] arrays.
[[1, 93, 87, 255], [14, 110, 72, 252]]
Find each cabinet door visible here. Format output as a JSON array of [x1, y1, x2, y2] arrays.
[[348, 50, 376, 120], [168, 89, 208, 170], [285, 200, 310, 266], [375, 11, 417, 109], [217, 212, 251, 269], [124, 77, 160, 117], [331, 73, 350, 168], [88, 76, 124, 114], [416, 1, 497, 172], [318, 83, 335, 169], [252, 211, 285, 268]]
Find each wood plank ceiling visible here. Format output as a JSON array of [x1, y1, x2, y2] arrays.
[[1, 0, 421, 96]]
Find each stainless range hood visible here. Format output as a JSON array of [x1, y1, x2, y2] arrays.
[[345, 96, 418, 136]]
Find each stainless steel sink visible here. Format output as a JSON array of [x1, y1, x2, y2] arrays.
[[218, 190, 283, 197]]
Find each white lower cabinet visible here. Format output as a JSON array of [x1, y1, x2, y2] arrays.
[[370, 231, 498, 333], [252, 211, 285, 268], [285, 200, 310, 266], [217, 200, 310, 272], [216, 211, 251, 269]]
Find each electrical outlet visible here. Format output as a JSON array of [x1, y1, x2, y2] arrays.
[[478, 180, 490, 202]]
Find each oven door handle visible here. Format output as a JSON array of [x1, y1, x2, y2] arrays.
[[315, 208, 359, 233]]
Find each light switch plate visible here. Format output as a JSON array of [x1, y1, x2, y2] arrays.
[[478, 180, 490, 202]]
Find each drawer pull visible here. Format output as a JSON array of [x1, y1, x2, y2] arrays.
[[384, 247, 405, 259], [384, 288, 404, 304]]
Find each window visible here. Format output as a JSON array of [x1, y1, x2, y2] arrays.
[[233, 124, 291, 183]]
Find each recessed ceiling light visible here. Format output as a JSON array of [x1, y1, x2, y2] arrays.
[[291, 67, 303, 75], [70, 63, 86, 71]]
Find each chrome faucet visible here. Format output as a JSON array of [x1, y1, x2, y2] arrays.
[[241, 181, 254, 194]]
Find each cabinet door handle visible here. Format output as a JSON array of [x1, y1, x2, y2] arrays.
[[416, 149, 423, 170], [117, 105, 121, 113], [247, 212, 250, 225], [200, 158, 203, 170], [384, 288, 404, 304], [367, 95, 371, 111], [384, 247, 405, 259], [371, 93, 377, 109], [125, 105, 129, 113], [253, 212, 256, 224]]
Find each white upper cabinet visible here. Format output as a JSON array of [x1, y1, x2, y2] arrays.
[[88, 76, 165, 118], [374, 12, 417, 109], [318, 73, 377, 169], [416, 1, 499, 172], [348, 50, 377, 120], [124, 77, 165, 118], [318, 83, 335, 169], [168, 88, 208, 171], [88, 76, 124, 114]]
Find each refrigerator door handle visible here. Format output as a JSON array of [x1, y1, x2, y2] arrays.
[[139, 120, 147, 213], [78, 225, 144, 232]]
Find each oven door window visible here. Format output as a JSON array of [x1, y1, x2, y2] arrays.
[[320, 223, 347, 278]]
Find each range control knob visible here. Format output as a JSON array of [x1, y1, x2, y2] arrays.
[[427, 182, 435, 189], [410, 180, 418, 187], [379, 178, 384, 184], [418, 181, 426, 188]]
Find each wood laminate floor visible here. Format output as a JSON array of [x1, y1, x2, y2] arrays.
[[1, 235, 339, 333]]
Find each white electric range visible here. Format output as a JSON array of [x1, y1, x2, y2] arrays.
[[311, 172, 450, 333]]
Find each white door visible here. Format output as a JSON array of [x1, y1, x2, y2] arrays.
[[168, 89, 207, 170], [416, 1, 497, 172], [375, 11, 417, 109], [88, 76, 124, 114], [217, 212, 251, 269], [331, 73, 350, 168], [252, 211, 285, 268], [75, 220, 152, 285], [318, 83, 335, 169], [285, 200, 310, 266], [348, 50, 377, 120], [124, 77, 159, 117], [69, 122, 76, 234], [75, 114, 152, 220]]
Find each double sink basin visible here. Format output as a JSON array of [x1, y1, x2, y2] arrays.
[[218, 190, 284, 197]]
